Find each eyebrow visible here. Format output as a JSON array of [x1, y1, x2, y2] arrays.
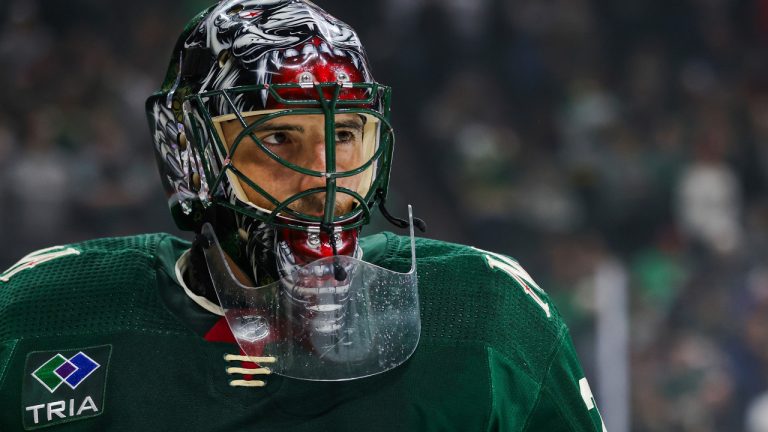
[[336, 120, 364, 131], [251, 124, 304, 133], [251, 119, 364, 134]]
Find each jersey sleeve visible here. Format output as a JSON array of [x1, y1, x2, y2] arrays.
[[522, 329, 606, 432]]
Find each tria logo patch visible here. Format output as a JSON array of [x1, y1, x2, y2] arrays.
[[22, 345, 111, 430], [32, 352, 100, 393]]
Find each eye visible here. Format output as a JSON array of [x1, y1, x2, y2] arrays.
[[261, 132, 288, 146], [335, 130, 357, 144]]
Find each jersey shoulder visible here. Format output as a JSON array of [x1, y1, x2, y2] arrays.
[[0, 233, 191, 340], [363, 232, 556, 316], [363, 232, 569, 381], [0, 233, 188, 286]]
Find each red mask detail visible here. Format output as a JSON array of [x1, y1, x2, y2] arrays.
[[267, 37, 370, 107], [278, 226, 359, 266]]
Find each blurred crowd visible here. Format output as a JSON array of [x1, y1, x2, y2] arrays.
[[2, 0, 768, 431]]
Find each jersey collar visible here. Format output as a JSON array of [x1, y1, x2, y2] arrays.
[[174, 249, 225, 316]]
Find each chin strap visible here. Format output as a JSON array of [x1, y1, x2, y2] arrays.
[[377, 191, 427, 233]]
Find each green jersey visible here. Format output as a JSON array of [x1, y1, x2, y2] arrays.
[[0, 232, 605, 431]]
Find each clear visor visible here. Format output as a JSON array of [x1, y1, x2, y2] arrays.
[[201, 206, 420, 381], [212, 110, 383, 218]]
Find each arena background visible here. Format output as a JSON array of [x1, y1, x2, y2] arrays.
[[2, 1, 768, 431]]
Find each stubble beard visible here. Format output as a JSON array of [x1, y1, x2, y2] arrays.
[[290, 193, 357, 217]]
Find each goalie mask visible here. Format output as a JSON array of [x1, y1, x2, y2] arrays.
[[146, 0, 420, 381]]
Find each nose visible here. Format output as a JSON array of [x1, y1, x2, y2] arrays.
[[297, 138, 332, 192]]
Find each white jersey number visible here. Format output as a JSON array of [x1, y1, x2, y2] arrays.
[[474, 247, 551, 318], [1, 246, 80, 283], [579, 378, 608, 432]]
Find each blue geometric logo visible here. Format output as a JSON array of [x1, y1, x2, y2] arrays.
[[31, 352, 100, 393]]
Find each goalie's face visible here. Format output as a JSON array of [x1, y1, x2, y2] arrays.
[[220, 113, 369, 217]]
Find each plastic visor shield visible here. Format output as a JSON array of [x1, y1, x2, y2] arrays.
[[201, 208, 420, 381]]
